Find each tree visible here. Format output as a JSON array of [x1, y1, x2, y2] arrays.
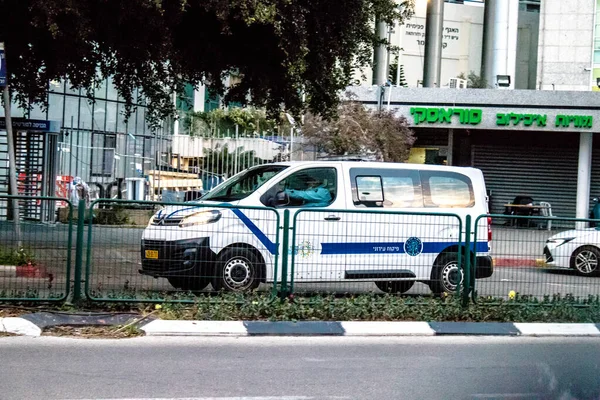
[[201, 146, 264, 178], [389, 59, 408, 87], [457, 71, 488, 89], [1, 0, 415, 121], [182, 107, 278, 137], [301, 98, 416, 162]]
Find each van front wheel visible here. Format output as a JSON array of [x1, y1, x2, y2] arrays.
[[375, 280, 414, 294], [212, 247, 262, 292], [429, 253, 463, 295]]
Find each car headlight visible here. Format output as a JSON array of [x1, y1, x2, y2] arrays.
[[546, 237, 576, 246], [179, 210, 222, 227]]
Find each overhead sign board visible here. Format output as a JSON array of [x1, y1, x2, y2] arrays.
[[0, 118, 61, 133]]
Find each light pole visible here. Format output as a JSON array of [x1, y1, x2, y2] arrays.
[[285, 113, 296, 161], [1, 42, 21, 247]]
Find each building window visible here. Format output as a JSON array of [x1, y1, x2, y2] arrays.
[[91, 133, 116, 176]]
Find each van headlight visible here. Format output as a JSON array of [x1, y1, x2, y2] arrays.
[[179, 210, 222, 227]]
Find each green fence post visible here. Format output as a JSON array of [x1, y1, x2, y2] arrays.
[[462, 215, 472, 307], [279, 209, 290, 299], [72, 199, 86, 304]]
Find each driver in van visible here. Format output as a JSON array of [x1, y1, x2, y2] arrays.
[[285, 175, 332, 207]]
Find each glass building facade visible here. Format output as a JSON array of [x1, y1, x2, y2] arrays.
[[0, 77, 173, 191]]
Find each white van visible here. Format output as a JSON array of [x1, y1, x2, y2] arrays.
[[140, 161, 493, 294]]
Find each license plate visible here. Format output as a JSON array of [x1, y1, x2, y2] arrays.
[[145, 250, 159, 259]]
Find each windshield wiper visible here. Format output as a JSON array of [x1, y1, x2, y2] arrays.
[[203, 196, 231, 201]]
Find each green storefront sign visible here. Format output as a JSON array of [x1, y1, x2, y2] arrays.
[[410, 107, 482, 125], [409, 107, 593, 129]]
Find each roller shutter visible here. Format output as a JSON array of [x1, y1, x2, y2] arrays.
[[472, 144, 579, 218]]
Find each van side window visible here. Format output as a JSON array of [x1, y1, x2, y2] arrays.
[[260, 167, 337, 208], [421, 171, 475, 208], [350, 168, 422, 208]]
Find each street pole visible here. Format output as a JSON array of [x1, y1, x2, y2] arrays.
[[290, 126, 294, 161], [1, 42, 21, 247], [423, 0, 445, 87]]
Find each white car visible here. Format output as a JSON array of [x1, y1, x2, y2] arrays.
[[544, 229, 600, 276]]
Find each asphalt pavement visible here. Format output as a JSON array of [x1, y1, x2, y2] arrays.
[[1, 336, 599, 399]]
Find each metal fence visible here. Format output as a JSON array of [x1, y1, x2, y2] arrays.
[[0, 195, 73, 301], [290, 209, 465, 299], [474, 214, 600, 302], [84, 199, 281, 303], [2, 196, 600, 306]]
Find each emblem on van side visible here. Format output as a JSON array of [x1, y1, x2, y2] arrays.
[[297, 241, 314, 258], [289, 240, 314, 258], [404, 237, 423, 256]]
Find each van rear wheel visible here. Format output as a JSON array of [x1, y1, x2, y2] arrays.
[[375, 280, 415, 294], [429, 253, 463, 295]]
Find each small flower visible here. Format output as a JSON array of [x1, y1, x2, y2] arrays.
[[155, 304, 162, 310], [508, 290, 516, 300], [252, 301, 258, 305]]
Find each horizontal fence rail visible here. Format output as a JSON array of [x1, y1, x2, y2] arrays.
[[474, 214, 600, 303], [0, 195, 73, 302], [84, 199, 281, 303]]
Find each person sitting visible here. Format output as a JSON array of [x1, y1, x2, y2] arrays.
[[285, 176, 332, 207]]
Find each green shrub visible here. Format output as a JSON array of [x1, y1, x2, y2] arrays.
[[83, 291, 600, 323], [0, 248, 36, 266], [94, 206, 129, 225]]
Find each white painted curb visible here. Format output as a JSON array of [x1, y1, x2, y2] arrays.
[[341, 321, 435, 336], [0, 265, 17, 277], [142, 320, 248, 336], [0, 317, 42, 337], [514, 323, 600, 336]]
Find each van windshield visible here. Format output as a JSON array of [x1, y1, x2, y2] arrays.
[[202, 165, 288, 202]]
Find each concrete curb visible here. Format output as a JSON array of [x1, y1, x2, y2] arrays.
[[0, 317, 43, 336], [139, 320, 600, 337], [3, 317, 600, 337]]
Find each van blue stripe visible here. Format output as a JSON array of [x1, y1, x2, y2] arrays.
[[231, 209, 278, 255], [320, 241, 488, 255]]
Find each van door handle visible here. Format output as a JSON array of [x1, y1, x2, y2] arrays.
[[324, 215, 341, 221]]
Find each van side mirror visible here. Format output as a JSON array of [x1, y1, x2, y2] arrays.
[[274, 191, 290, 206]]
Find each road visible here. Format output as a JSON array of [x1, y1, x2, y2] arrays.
[[1, 336, 599, 399]]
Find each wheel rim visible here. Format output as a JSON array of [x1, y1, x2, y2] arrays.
[[223, 257, 252, 289], [441, 261, 463, 292], [575, 250, 598, 274]]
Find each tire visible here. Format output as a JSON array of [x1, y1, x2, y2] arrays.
[[375, 280, 415, 294], [212, 247, 262, 292], [571, 246, 600, 276], [429, 253, 464, 295], [167, 275, 211, 292]]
